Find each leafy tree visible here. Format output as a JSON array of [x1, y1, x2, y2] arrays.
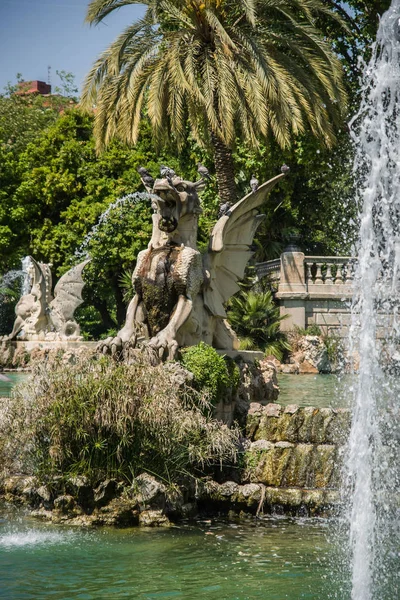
[[83, 0, 347, 204], [0, 87, 60, 155], [54, 70, 79, 100]]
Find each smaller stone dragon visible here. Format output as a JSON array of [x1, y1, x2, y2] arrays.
[[6, 257, 89, 341], [100, 169, 285, 360]]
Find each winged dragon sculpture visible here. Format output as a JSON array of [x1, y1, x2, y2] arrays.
[[6, 257, 89, 341], [99, 169, 285, 361]]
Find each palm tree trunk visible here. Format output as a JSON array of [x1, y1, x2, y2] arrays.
[[210, 131, 237, 204]]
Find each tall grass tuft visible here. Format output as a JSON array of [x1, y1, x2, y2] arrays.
[[0, 356, 239, 485]]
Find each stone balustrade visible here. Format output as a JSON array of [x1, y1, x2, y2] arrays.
[[256, 251, 357, 335], [304, 256, 354, 297]]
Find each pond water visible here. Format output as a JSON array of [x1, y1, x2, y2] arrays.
[[0, 372, 29, 398], [277, 374, 350, 408], [2, 371, 346, 407], [0, 508, 349, 600]]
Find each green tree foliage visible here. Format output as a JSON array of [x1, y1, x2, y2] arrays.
[[83, 0, 347, 203]]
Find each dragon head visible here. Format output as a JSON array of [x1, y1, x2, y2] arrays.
[[152, 176, 205, 233]]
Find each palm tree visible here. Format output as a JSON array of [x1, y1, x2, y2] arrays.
[[83, 0, 347, 204], [227, 289, 291, 359]]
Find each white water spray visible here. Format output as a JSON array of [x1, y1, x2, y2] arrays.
[[347, 2, 400, 598], [75, 192, 156, 259]]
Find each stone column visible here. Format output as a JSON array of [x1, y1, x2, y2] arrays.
[[275, 250, 308, 331]]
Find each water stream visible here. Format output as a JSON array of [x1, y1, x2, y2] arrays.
[[346, 2, 400, 598], [75, 192, 156, 259]]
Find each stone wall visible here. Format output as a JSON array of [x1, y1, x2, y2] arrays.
[[257, 251, 353, 337], [202, 402, 351, 517]]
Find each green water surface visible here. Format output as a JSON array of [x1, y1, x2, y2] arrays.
[[277, 374, 350, 408], [0, 510, 346, 600], [0, 372, 29, 397]]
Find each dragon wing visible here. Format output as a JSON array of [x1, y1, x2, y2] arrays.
[[203, 174, 285, 318], [49, 259, 90, 322], [27, 256, 47, 317]]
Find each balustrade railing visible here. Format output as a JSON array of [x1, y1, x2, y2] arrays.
[[256, 255, 356, 298], [256, 258, 281, 287], [304, 256, 355, 291]]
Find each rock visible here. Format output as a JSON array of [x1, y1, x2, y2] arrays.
[[248, 402, 263, 416], [249, 440, 274, 451], [134, 473, 167, 509], [96, 498, 139, 526], [298, 360, 318, 374], [218, 481, 240, 497], [65, 475, 94, 506], [3, 475, 36, 497], [181, 502, 198, 519], [235, 359, 280, 419], [275, 441, 295, 449], [298, 336, 331, 373], [139, 509, 170, 527], [265, 403, 281, 417], [54, 495, 76, 514], [162, 362, 194, 387], [36, 485, 52, 503], [281, 363, 299, 374], [93, 479, 120, 507], [264, 355, 282, 371], [284, 404, 299, 415]]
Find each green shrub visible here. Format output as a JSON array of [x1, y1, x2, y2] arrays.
[[180, 342, 238, 405], [293, 324, 322, 336], [0, 356, 239, 485], [227, 290, 291, 360]]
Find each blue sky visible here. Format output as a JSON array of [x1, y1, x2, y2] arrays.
[[0, 0, 146, 93], [0, 1, 358, 95]]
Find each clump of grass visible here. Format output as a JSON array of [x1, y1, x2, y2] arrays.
[[0, 356, 239, 485]]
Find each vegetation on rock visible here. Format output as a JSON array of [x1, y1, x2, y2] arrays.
[[0, 356, 239, 485]]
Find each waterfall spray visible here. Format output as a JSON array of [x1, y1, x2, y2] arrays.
[[346, 1, 400, 598]]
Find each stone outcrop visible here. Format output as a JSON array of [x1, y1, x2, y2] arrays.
[[0, 474, 173, 527], [276, 335, 333, 374], [215, 357, 280, 426], [0, 341, 96, 370]]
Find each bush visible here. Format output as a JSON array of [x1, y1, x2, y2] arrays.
[[227, 290, 291, 360], [180, 342, 239, 405], [0, 356, 239, 485], [293, 324, 322, 336]]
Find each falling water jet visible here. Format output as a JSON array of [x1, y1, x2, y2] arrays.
[[75, 192, 158, 260], [345, 1, 400, 599]]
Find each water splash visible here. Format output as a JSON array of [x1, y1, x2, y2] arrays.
[[0, 529, 78, 549], [75, 192, 156, 259], [346, 1, 400, 598]]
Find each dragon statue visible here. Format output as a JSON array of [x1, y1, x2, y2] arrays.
[[6, 257, 90, 341], [99, 169, 286, 360]]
